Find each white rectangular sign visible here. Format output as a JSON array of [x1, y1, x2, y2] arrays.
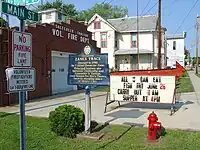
[[12, 31, 32, 67], [110, 75, 175, 104], [6, 68, 36, 93]]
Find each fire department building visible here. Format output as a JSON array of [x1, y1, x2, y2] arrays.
[[0, 18, 100, 106]]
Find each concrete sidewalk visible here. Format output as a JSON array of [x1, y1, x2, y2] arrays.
[[188, 71, 200, 93], [1, 73, 200, 130]]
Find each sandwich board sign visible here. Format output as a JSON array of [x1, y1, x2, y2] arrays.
[[12, 30, 32, 68], [110, 75, 175, 103]]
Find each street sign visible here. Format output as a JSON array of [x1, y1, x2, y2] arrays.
[[5, 0, 40, 6], [12, 30, 32, 67], [5, 68, 36, 93], [1, 2, 40, 21]]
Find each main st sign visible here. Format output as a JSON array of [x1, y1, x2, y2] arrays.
[[1, 2, 39, 21]]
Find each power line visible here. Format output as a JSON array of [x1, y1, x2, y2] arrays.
[[174, 0, 199, 34], [139, 0, 151, 16], [162, 0, 179, 17], [143, 1, 158, 16], [162, 0, 179, 10]]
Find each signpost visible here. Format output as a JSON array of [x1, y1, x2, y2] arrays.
[[68, 45, 109, 133], [12, 31, 32, 67], [2, 2, 38, 150], [5, 0, 40, 5]]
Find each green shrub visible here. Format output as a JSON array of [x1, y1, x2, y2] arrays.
[[49, 105, 85, 138]]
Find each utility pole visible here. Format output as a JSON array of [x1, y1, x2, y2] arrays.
[[136, 0, 140, 70], [157, 0, 162, 69], [196, 15, 199, 74]]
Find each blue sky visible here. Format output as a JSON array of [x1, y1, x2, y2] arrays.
[[2, 0, 200, 56]]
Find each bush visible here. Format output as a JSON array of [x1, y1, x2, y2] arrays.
[[49, 105, 85, 138]]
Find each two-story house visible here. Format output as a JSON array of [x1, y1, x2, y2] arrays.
[[87, 13, 167, 71], [166, 32, 186, 68]]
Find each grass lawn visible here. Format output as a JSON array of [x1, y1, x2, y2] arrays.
[[1, 112, 200, 150], [94, 71, 194, 93], [176, 71, 194, 93], [196, 73, 200, 78]]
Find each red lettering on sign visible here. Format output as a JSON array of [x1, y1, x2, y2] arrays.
[[13, 44, 31, 51], [160, 84, 166, 90]]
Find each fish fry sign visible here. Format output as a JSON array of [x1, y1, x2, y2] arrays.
[[12, 31, 32, 67]]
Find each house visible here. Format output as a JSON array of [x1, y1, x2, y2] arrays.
[[166, 32, 187, 68], [87, 14, 167, 71]]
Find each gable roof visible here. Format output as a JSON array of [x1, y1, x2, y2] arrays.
[[88, 14, 158, 32], [88, 13, 117, 31], [107, 15, 158, 32]]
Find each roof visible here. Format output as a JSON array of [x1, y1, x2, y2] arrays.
[[38, 8, 61, 14], [166, 32, 187, 39], [107, 15, 158, 32], [88, 13, 117, 31], [114, 48, 153, 55]]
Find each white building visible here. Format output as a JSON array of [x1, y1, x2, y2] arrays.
[[38, 9, 65, 24], [87, 14, 167, 71], [166, 32, 186, 68]]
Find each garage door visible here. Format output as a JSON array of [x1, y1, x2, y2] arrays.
[[52, 56, 74, 94]]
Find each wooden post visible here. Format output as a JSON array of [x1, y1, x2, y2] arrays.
[[157, 0, 162, 69], [136, 0, 140, 70]]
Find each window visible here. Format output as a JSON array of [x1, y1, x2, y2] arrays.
[[115, 34, 118, 48], [59, 68, 64, 72], [94, 21, 101, 29], [46, 12, 52, 19], [58, 12, 62, 20], [173, 41, 176, 50], [131, 34, 137, 48], [101, 33, 107, 48]]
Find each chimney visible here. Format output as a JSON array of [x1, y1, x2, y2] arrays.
[[183, 31, 187, 38]]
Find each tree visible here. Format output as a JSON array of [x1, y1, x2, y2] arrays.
[[76, 3, 128, 21], [0, 18, 8, 27], [36, 0, 78, 19]]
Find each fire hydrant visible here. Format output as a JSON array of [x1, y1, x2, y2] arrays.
[[147, 111, 162, 141]]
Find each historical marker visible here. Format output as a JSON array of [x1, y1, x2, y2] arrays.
[[68, 45, 109, 85]]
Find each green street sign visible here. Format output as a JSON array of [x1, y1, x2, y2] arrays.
[[5, 0, 39, 6], [1, 2, 39, 21]]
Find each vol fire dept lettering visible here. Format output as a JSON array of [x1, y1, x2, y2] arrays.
[[52, 27, 90, 44]]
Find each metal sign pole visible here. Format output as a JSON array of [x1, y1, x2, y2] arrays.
[[19, 19, 26, 150], [85, 85, 91, 134]]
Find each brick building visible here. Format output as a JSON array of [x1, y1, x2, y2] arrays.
[[0, 19, 100, 106]]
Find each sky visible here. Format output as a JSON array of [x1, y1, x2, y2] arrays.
[[2, 0, 200, 56]]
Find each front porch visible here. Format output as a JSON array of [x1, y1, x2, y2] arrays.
[[114, 48, 154, 71]]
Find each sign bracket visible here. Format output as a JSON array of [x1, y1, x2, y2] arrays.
[[104, 91, 120, 113]]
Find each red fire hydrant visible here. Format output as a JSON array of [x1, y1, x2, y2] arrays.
[[147, 111, 162, 141]]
